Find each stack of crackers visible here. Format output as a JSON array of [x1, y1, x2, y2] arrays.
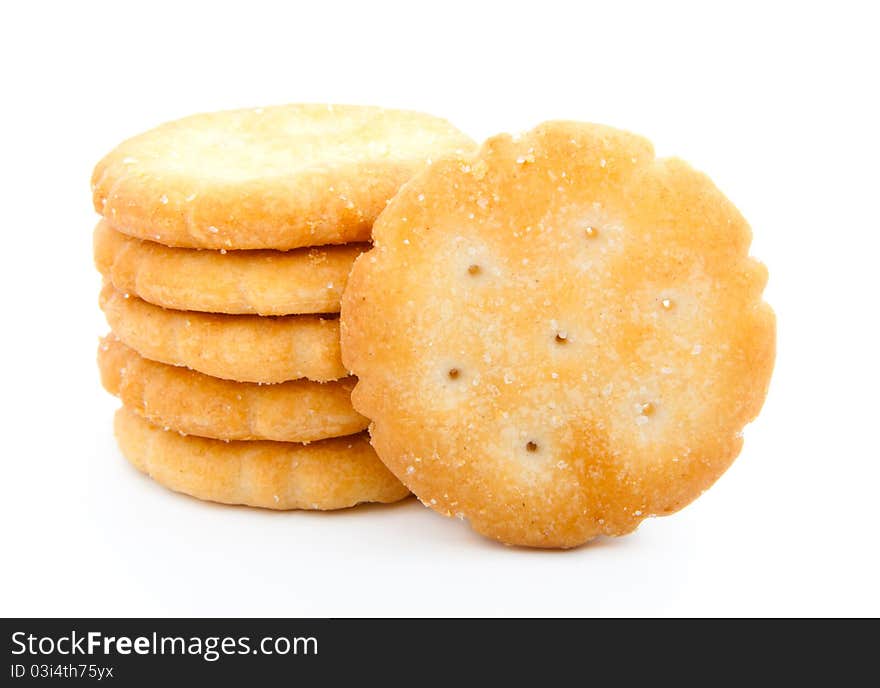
[[93, 107, 774, 549], [93, 104, 473, 511]]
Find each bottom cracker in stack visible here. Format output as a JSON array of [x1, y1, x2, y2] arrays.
[[114, 408, 408, 510]]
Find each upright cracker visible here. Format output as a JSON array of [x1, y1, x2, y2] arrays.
[[92, 104, 475, 250], [341, 121, 775, 549], [94, 221, 365, 315], [99, 336, 367, 442], [114, 408, 409, 510], [100, 284, 345, 383]]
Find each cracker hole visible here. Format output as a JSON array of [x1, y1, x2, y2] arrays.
[[467, 264, 482, 276], [660, 298, 674, 310], [525, 441, 539, 453], [640, 402, 656, 417], [555, 332, 568, 344], [447, 368, 460, 380], [585, 226, 599, 239]]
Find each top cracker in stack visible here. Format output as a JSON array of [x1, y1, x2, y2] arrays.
[[93, 104, 474, 509], [92, 104, 474, 251]]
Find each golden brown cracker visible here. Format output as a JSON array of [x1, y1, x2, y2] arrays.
[[114, 407, 409, 510], [341, 121, 775, 548], [100, 284, 346, 383], [92, 104, 474, 250], [94, 221, 365, 315], [98, 336, 367, 442]]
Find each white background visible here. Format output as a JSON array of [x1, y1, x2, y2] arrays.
[[2, 1, 877, 617]]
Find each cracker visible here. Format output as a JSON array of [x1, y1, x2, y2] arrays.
[[98, 336, 367, 442], [92, 104, 475, 250], [113, 407, 409, 510], [100, 284, 345, 383], [341, 121, 775, 548], [94, 221, 365, 315]]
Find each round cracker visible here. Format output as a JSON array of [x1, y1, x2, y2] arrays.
[[341, 121, 775, 549], [94, 220, 365, 315], [100, 284, 345, 383], [113, 408, 409, 510], [98, 335, 367, 442], [92, 104, 474, 250]]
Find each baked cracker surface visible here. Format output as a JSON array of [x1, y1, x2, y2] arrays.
[[341, 121, 775, 548], [92, 104, 475, 250], [114, 408, 409, 510]]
